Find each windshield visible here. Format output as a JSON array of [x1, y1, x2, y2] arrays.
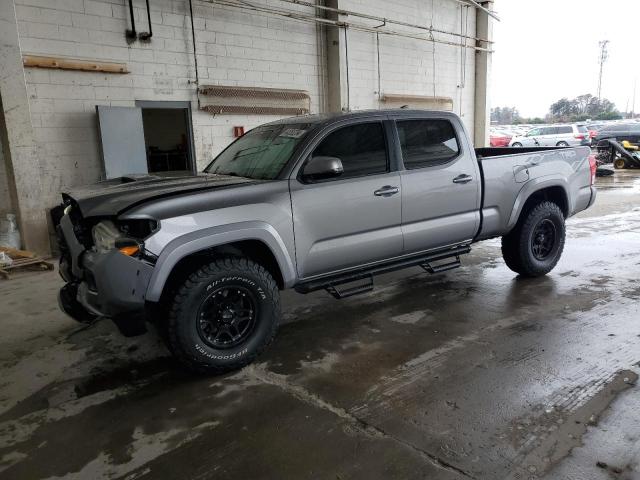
[[205, 123, 312, 180]]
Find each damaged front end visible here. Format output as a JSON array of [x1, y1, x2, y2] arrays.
[[54, 198, 158, 337]]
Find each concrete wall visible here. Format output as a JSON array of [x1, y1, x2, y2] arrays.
[[2, 0, 486, 250], [340, 0, 476, 133], [15, 0, 325, 208]]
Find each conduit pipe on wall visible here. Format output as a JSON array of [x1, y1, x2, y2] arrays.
[[207, 0, 494, 52], [275, 0, 494, 44]]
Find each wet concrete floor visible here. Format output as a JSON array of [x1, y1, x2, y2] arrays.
[[1, 171, 640, 479]]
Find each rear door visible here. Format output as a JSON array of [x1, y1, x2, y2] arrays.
[[540, 127, 557, 146], [556, 125, 573, 145], [394, 117, 480, 253], [290, 121, 403, 279]]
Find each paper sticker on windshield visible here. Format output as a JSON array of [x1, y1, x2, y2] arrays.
[[279, 128, 307, 139]]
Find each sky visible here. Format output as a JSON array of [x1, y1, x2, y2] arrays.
[[491, 0, 640, 118]]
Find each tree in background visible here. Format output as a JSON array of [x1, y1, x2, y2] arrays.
[[548, 94, 621, 122], [491, 106, 521, 125]]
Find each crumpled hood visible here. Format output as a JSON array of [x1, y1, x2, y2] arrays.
[[62, 173, 257, 218]]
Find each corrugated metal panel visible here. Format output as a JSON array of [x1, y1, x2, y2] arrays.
[[199, 85, 310, 115]]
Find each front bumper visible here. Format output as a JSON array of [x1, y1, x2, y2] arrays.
[[57, 213, 154, 334]]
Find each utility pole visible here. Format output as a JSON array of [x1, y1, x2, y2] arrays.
[[597, 40, 609, 101], [632, 78, 637, 119]]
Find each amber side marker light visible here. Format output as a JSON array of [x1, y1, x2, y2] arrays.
[[115, 238, 142, 257], [119, 245, 140, 256]]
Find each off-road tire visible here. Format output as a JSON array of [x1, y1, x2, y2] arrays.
[[501, 201, 565, 277], [167, 257, 280, 374]]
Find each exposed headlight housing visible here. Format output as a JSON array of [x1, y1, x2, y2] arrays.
[[92, 221, 121, 254], [92, 220, 150, 257]]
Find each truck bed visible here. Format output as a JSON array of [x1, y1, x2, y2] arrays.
[[473, 145, 594, 241], [475, 146, 568, 158]]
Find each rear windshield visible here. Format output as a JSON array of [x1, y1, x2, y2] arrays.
[[576, 125, 588, 133], [205, 123, 312, 180]]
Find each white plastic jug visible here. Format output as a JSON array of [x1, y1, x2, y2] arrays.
[[0, 213, 21, 249]]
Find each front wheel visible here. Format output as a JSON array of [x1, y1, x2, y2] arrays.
[[167, 257, 280, 374], [556, 141, 569, 147], [512, 142, 523, 147], [501, 201, 566, 277]]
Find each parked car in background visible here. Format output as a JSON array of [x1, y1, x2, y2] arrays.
[[593, 123, 640, 145], [586, 123, 607, 141], [490, 129, 512, 147], [510, 124, 590, 147]]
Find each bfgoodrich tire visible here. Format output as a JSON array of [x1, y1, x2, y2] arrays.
[[501, 201, 566, 277], [167, 257, 280, 374]]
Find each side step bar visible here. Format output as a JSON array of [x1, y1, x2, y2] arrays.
[[422, 256, 461, 274], [295, 245, 470, 299]]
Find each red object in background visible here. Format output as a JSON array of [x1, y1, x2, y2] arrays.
[[490, 133, 512, 147], [588, 153, 597, 185], [233, 126, 245, 137], [588, 129, 597, 139]]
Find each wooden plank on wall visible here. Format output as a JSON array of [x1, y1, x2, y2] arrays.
[[381, 94, 454, 112], [22, 55, 128, 74]]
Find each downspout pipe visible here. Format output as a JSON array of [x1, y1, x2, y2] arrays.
[[138, 0, 153, 41], [125, 0, 137, 42]]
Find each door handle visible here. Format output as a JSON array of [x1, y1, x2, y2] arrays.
[[526, 160, 539, 167], [374, 185, 400, 197], [452, 174, 473, 184]]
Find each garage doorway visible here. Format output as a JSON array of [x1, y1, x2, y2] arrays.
[[136, 101, 196, 175]]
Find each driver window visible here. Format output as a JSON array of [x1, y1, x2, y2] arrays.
[[312, 122, 388, 180]]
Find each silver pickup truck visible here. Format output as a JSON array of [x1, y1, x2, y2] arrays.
[[56, 110, 597, 373]]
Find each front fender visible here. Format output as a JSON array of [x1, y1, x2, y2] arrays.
[[145, 221, 297, 302], [506, 176, 570, 231]]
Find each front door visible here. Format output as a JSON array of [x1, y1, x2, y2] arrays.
[[290, 121, 403, 279], [394, 118, 481, 253]]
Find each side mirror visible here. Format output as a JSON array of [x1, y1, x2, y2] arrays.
[[302, 156, 344, 181]]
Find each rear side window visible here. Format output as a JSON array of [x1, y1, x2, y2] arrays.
[[397, 119, 460, 169], [312, 122, 388, 179], [558, 126, 572, 134], [577, 125, 588, 133], [540, 127, 555, 135]]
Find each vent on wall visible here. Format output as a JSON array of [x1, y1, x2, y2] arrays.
[[381, 94, 454, 112], [199, 85, 310, 115]]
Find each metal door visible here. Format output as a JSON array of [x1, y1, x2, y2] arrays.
[[96, 106, 147, 178]]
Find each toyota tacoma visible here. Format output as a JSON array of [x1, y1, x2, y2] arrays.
[[56, 110, 597, 373]]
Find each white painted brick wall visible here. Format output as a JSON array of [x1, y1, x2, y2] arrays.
[[341, 0, 476, 133], [13, 0, 478, 210]]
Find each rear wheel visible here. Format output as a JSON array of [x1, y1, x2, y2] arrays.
[[167, 257, 280, 374], [556, 141, 569, 147], [501, 201, 565, 277], [614, 158, 627, 169]]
